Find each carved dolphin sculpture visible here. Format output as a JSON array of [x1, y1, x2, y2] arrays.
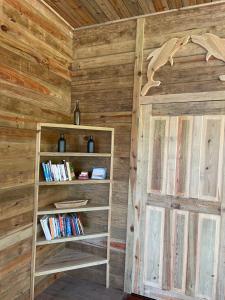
[[141, 35, 190, 96], [191, 33, 225, 81]]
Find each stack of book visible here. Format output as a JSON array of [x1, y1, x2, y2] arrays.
[[41, 160, 75, 182], [40, 214, 84, 241]]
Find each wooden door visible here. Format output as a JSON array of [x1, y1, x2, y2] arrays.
[[132, 104, 225, 300]]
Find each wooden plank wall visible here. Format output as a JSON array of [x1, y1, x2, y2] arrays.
[[0, 0, 73, 299], [73, 1, 225, 292], [72, 20, 136, 289]]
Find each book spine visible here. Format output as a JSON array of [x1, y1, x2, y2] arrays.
[[71, 217, 76, 236], [66, 217, 72, 236], [40, 217, 51, 240], [66, 162, 72, 181], [41, 163, 48, 182], [49, 217, 54, 239], [77, 217, 84, 235], [63, 160, 69, 180]]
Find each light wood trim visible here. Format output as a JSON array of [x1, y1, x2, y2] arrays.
[[125, 17, 145, 293], [39, 123, 113, 131], [140, 91, 225, 105], [36, 232, 109, 245], [106, 128, 114, 288], [37, 205, 110, 215], [31, 124, 41, 300], [38, 179, 111, 186], [39, 152, 111, 157], [35, 259, 108, 277]]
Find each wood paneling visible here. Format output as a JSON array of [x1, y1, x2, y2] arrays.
[[45, 0, 213, 28], [0, 0, 73, 298], [72, 19, 136, 289]]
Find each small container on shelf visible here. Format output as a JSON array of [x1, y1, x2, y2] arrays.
[[87, 136, 95, 153], [58, 134, 66, 152]]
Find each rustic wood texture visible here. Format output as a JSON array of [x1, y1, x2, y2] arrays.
[[72, 19, 136, 290], [0, 0, 73, 299], [44, 0, 214, 28]]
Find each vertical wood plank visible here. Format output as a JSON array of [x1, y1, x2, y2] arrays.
[[30, 124, 41, 300], [132, 105, 152, 295], [124, 17, 145, 293], [186, 212, 198, 297], [148, 117, 169, 194], [175, 117, 193, 197], [166, 116, 178, 196], [162, 208, 171, 290], [106, 129, 114, 288], [171, 210, 189, 294], [189, 116, 203, 199], [195, 214, 220, 300], [200, 116, 224, 201], [216, 121, 225, 300], [143, 206, 165, 289]]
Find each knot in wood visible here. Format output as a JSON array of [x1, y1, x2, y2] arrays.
[[130, 225, 134, 232], [1, 24, 8, 32]]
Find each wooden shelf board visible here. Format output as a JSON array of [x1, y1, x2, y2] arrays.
[[39, 152, 111, 157], [37, 205, 110, 215], [39, 123, 113, 132], [36, 232, 109, 246], [35, 248, 108, 277], [38, 179, 111, 186]]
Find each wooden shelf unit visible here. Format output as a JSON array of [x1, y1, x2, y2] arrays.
[[31, 123, 114, 300]]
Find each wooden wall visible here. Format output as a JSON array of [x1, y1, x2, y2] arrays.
[[0, 0, 73, 298], [72, 1, 225, 292], [72, 20, 136, 289]]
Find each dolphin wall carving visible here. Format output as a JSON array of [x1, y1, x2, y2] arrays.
[[141, 36, 190, 96], [191, 33, 225, 81]]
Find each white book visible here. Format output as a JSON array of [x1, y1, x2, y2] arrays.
[[61, 164, 67, 181], [57, 164, 63, 181], [66, 162, 72, 181], [40, 216, 52, 241]]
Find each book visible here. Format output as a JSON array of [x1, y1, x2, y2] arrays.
[[68, 162, 75, 180], [91, 168, 107, 180], [40, 216, 51, 240], [41, 163, 48, 182], [49, 217, 55, 239], [66, 216, 72, 236], [66, 162, 72, 180]]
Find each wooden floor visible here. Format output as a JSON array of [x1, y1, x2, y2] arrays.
[[36, 275, 126, 300]]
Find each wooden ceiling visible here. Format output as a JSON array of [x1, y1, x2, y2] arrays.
[[45, 0, 214, 29]]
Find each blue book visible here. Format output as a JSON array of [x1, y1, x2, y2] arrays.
[[66, 216, 72, 236], [46, 162, 52, 181], [73, 215, 80, 235], [41, 162, 48, 182]]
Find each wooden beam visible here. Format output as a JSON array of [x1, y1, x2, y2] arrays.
[[124, 17, 145, 293], [140, 91, 225, 105]]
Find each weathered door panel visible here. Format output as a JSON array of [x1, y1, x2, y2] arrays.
[[133, 105, 224, 300]]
